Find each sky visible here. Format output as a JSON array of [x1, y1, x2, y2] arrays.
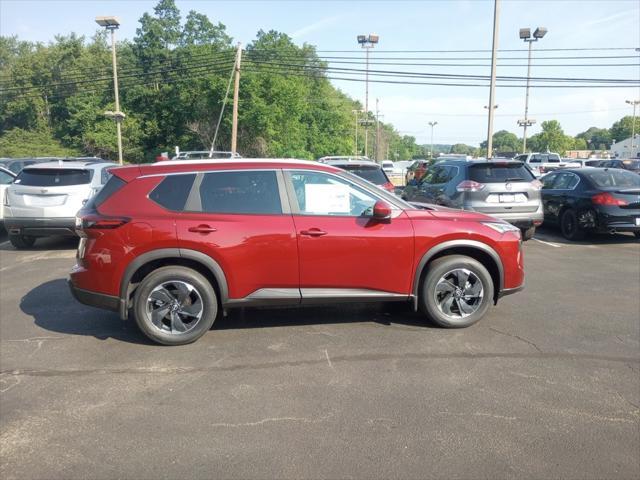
[[1, 0, 639, 147]]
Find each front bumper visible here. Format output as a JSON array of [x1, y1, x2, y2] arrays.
[[68, 279, 121, 313], [5, 217, 77, 237]]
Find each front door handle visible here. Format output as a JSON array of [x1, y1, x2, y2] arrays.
[[300, 228, 327, 237], [188, 224, 217, 234]]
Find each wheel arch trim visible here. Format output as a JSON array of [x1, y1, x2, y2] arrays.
[[118, 248, 229, 319], [412, 240, 504, 309]]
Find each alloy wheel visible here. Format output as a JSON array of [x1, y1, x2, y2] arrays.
[[146, 280, 204, 334], [433, 268, 484, 319]]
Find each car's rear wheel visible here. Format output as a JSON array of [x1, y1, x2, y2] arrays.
[[9, 234, 36, 249], [133, 266, 218, 345], [520, 226, 535, 241], [560, 209, 586, 241], [420, 255, 494, 328]]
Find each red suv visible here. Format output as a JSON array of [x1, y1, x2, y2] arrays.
[[69, 159, 525, 345]]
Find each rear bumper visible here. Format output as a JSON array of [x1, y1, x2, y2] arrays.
[[68, 279, 121, 313], [498, 282, 525, 298], [4, 217, 77, 237]]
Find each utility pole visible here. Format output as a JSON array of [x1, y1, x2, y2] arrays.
[[357, 34, 379, 158], [518, 26, 547, 153], [485, 0, 500, 159], [626, 99, 640, 149], [428, 121, 438, 159], [95, 16, 124, 165], [231, 43, 242, 155], [375, 98, 381, 162], [352, 109, 362, 156]]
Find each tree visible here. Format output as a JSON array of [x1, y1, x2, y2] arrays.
[[450, 143, 474, 155], [480, 130, 520, 154], [180, 11, 231, 47], [0, 128, 79, 157], [576, 127, 611, 150], [610, 116, 635, 143], [527, 120, 575, 155]]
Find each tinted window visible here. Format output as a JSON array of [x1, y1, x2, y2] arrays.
[[584, 169, 640, 188], [150, 174, 196, 211], [530, 155, 543, 163], [421, 166, 447, 185], [15, 168, 92, 186], [101, 167, 113, 184], [339, 165, 388, 185], [86, 176, 126, 210], [541, 173, 558, 189], [547, 154, 561, 163], [0, 170, 14, 184], [199, 171, 281, 215], [290, 171, 377, 217], [553, 173, 579, 190], [623, 160, 640, 169], [469, 163, 535, 183]]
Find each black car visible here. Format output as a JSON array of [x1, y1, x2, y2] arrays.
[[540, 168, 640, 240], [598, 159, 640, 174]]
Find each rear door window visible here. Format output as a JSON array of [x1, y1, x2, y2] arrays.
[[15, 168, 92, 186], [149, 174, 196, 211], [198, 170, 282, 215], [541, 173, 558, 189], [469, 163, 535, 183], [553, 173, 579, 190]]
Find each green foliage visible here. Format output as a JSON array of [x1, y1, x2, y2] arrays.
[[449, 143, 475, 155], [527, 120, 576, 155], [576, 127, 612, 150], [480, 130, 520, 154], [0, 0, 422, 162], [0, 128, 79, 157], [609, 116, 635, 143]]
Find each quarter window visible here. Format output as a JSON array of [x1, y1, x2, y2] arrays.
[[289, 171, 377, 216], [199, 171, 282, 215], [150, 174, 196, 211]]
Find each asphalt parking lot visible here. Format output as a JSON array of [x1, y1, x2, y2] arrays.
[[1, 228, 638, 479]]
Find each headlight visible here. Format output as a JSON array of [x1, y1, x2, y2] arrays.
[[482, 222, 521, 235]]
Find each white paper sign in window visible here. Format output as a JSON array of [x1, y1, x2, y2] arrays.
[[305, 183, 350, 214]]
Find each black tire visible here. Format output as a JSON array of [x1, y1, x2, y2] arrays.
[[420, 255, 494, 328], [133, 266, 218, 345], [9, 234, 36, 249], [560, 209, 586, 241], [520, 226, 535, 241]]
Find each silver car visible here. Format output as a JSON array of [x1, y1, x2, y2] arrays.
[[402, 159, 544, 240], [3, 160, 116, 248]]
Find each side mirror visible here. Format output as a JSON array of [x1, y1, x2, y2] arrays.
[[372, 200, 392, 220]]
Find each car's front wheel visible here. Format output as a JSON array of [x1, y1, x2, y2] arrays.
[[420, 255, 494, 328], [133, 266, 218, 345], [9, 234, 36, 249]]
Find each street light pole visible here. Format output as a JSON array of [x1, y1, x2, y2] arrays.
[[485, 0, 501, 160], [357, 34, 379, 159], [626, 99, 640, 150], [518, 26, 547, 153], [96, 16, 124, 165], [428, 121, 438, 159]]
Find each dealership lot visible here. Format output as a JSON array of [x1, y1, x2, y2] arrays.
[[0, 230, 638, 479]]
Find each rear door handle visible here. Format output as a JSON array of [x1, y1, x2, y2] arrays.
[[300, 228, 327, 237], [188, 224, 217, 234]]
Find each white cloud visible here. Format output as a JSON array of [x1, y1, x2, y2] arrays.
[[291, 15, 344, 40]]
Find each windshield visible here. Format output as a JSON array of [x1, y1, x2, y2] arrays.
[[469, 163, 535, 183], [339, 165, 388, 185], [15, 168, 92, 186]]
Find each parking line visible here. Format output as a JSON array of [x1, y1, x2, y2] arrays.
[[532, 238, 562, 248]]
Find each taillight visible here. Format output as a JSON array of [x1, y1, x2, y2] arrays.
[[79, 214, 130, 230], [591, 192, 628, 206], [456, 180, 485, 192], [383, 181, 395, 192], [531, 179, 543, 190]]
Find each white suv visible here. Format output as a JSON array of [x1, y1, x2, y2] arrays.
[[513, 152, 566, 177], [3, 160, 115, 248]]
